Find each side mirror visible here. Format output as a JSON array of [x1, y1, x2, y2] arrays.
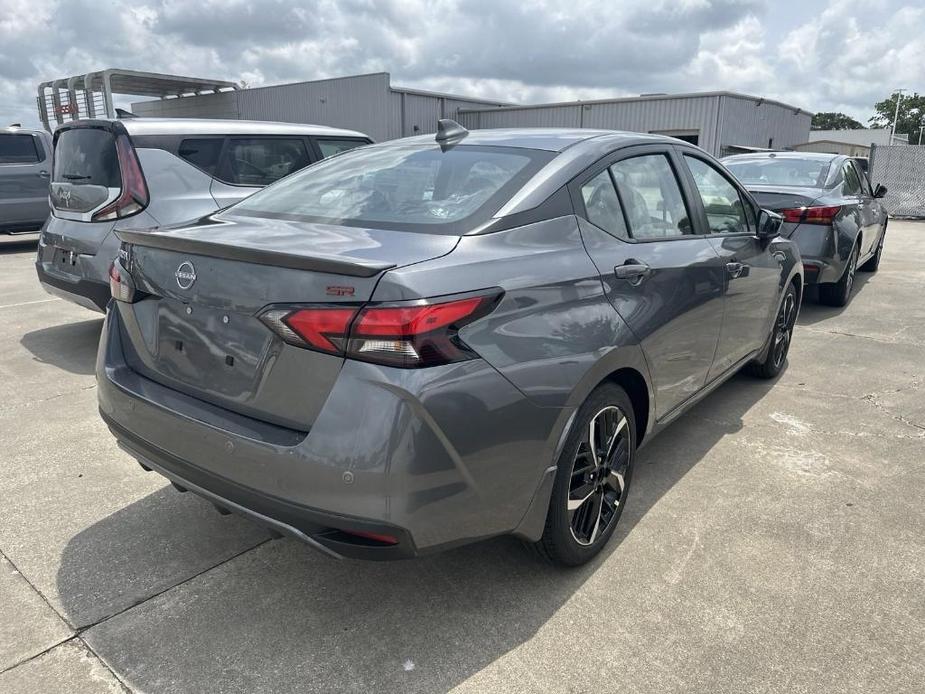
[[756, 209, 782, 240], [873, 183, 888, 199]]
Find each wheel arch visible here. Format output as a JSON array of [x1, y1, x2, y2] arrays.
[[602, 367, 650, 448]]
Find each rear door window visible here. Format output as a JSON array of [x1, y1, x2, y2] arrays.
[[684, 156, 751, 234], [609, 154, 693, 239], [314, 138, 370, 159], [178, 138, 224, 176], [223, 138, 311, 186], [580, 170, 628, 239], [0, 134, 40, 164]]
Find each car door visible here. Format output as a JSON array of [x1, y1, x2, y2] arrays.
[[573, 145, 725, 419], [210, 136, 314, 207], [679, 151, 781, 379], [845, 159, 881, 258], [0, 131, 50, 228]]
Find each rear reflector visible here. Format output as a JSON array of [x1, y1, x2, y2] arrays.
[[92, 132, 149, 222], [108, 259, 139, 303], [259, 291, 502, 368], [780, 205, 840, 225], [340, 529, 399, 545]]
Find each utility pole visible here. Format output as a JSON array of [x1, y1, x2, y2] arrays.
[[919, 117, 924, 145], [890, 89, 906, 144]]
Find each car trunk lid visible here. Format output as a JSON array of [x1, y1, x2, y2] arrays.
[[113, 213, 458, 431]]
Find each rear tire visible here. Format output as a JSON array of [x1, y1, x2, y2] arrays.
[[819, 243, 858, 307], [860, 225, 885, 272], [747, 283, 797, 379], [535, 384, 636, 567]]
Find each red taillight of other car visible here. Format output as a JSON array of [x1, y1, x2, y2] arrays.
[[259, 291, 502, 368], [779, 205, 840, 225], [92, 133, 149, 222]]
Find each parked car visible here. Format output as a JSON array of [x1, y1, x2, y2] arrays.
[[36, 118, 372, 312], [100, 123, 802, 566], [0, 125, 52, 234], [722, 151, 887, 306]]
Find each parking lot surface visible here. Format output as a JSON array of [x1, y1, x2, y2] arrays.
[[0, 223, 922, 693]]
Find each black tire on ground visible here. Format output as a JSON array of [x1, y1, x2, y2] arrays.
[[860, 224, 885, 272], [819, 243, 858, 307], [747, 283, 797, 379], [534, 383, 636, 567]]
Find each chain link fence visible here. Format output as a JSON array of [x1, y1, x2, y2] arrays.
[[869, 144, 925, 218]]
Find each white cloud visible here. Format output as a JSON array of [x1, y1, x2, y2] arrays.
[[0, 0, 922, 129]]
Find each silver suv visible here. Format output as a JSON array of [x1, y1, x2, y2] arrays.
[[0, 125, 53, 234], [36, 118, 371, 311]]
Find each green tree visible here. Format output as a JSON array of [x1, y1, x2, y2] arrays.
[[811, 112, 864, 130], [870, 91, 925, 144]]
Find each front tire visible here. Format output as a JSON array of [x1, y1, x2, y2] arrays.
[[819, 242, 858, 307], [747, 283, 797, 379], [535, 384, 636, 566]]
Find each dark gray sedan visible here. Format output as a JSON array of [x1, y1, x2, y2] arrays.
[[723, 152, 887, 306], [100, 124, 801, 565]]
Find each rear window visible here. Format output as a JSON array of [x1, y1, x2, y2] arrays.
[[53, 128, 121, 188], [225, 138, 310, 186], [230, 144, 552, 234], [316, 138, 369, 159], [0, 134, 40, 164], [724, 157, 829, 188]]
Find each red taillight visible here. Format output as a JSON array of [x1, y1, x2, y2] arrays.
[[108, 260, 135, 302], [339, 529, 399, 545], [259, 291, 501, 367], [779, 205, 840, 225], [92, 133, 149, 222]]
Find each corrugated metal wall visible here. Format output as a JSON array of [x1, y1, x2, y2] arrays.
[[716, 96, 811, 155], [131, 73, 506, 143], [132, 91, 240, 120], [459, 96, 723, 154]]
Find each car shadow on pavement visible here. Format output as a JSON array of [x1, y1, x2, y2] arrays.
[[796, 272, 873, 326], [20, 318, 104, 376], [0, 235, 39, 253], [57, 373, 776, 693]]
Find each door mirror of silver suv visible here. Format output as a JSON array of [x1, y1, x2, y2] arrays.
[[757, 209, 783, 239]]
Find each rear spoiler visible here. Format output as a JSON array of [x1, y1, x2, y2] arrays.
[[115, 229, 395, 278]]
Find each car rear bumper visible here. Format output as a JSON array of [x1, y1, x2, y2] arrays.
[[788, 225, 844, 284], [97, 307, 565, 559], [36, 261, 110, 312]]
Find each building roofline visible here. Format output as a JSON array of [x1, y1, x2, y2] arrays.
[[458, 90, 812, 117], [225, 71, 514, 107]]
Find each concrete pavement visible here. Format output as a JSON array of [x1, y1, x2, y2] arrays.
[[0, 223, 922, 693]]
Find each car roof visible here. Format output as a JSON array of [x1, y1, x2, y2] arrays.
[[59, 117, 369, 139], [2, 125, 45, 135], [723, 151, 843, 163], [381, 128, 673, 153]]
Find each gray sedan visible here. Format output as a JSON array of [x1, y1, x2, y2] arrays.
[[100, 124, 802, 566], [723, 151, 887, 306]]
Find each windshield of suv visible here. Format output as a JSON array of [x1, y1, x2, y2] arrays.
[[231, 144, 553, 234], [724, 157, 829, 188]]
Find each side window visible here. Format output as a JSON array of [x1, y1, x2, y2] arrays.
[[225, 138, 311, 186], [842, 162, 862, 196], [609, 154, 693, 239], [684, 156, 750, 234], [178, 138, 223, 176], [315, 138, 369, 159], [580, 170, 628, 239], [0, 134, 40, 164]]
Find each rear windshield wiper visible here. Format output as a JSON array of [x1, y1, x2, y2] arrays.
[[62, 173, 91, 181]]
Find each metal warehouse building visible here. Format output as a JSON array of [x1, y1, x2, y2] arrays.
[[131, 72, 512, 143], [127, 72, 811, 156], [456, 92, 812, 157]]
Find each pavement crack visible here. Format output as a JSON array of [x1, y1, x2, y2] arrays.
[[76, 537, 272, 634]]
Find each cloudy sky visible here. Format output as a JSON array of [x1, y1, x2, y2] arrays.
[[2, 0, 922, 129]]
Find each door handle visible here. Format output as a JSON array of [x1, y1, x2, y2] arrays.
[[614, 262, 651, 285], [39, 170, 50, 178], [726, 261, 745, 279]]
